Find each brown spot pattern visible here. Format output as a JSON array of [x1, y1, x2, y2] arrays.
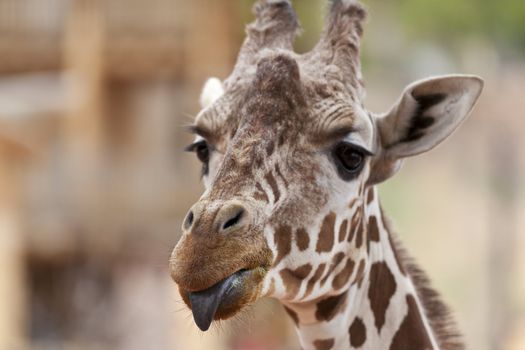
[[389, 295, 433, 350], [265, 171, 280, 202], [313, 338, 335, 350], [253, 182, 269, 203], [366, 188, 374, 204], [316, 212, 336, 253], [338, 219, 348, 242], [349, 317, 367, 347], [274, 225, 292, 265], [304, 263, 326, 298], [355, 259, 366, 288], [348, 211, 361, 243], [253, 191, 269, 203], [368, 261, 397, 333], [295, 227, 310, 251], [293, 264, 313, 279], [280, 264, 313, 298], [315, 292, 347, 322], [355, 216, 365, 248], [368, 215, 380, 242], [321, 252, 345, 285], [332, 258, 355, 290]]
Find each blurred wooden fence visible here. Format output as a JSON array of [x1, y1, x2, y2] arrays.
[[0, 0, 237, 348]]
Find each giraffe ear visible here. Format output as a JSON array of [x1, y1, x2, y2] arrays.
[[199, 77, 224, 109], [378, 75, 483, 157], [369, 75, 483, 184]]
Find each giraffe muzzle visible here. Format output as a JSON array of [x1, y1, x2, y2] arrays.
[[187, 269, 251, 331]]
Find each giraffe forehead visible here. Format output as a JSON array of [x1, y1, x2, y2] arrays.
[[197, 52, 373, 150], [222, 94, 373, 155], [310, 98, 375, 148]]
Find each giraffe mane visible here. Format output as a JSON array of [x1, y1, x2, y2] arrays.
[[382, 211, 465, 350]]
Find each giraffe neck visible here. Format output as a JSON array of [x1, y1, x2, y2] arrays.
[[283, 187, 441, 350]]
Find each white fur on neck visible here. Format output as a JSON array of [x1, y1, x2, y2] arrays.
[[288, 188, 441, 350]]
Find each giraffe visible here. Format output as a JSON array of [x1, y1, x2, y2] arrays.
[[169, 1, 483, 349]]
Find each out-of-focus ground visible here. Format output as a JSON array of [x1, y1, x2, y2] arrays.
[[0, 0, 523, 349]]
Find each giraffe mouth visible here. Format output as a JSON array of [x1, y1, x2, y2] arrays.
[[184, 268, 265, 331]]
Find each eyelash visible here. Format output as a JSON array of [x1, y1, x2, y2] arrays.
[[185, 140, 211, 176]]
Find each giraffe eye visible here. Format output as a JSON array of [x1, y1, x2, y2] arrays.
[[332, 142, 366, 180], [195, 141, 210, 163], [186, 140, 210, 163], [185, 140, 211, 176]]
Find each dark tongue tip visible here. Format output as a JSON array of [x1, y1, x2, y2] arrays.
[[188, 291, 216, 331], [188, 273, 239, 332]]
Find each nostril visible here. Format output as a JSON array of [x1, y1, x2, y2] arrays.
[[222, 209, 244, 231], [184, 210, 194, 230]]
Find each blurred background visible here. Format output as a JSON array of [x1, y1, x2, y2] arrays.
[[0, 0, 523, 349]]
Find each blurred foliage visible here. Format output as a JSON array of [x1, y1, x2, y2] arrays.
[[236, 0, 525, 55], [393, 0, 525, 52]]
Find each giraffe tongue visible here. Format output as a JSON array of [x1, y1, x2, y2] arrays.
[[187, 271, 243, 331]]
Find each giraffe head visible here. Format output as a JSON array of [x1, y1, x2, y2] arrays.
[[169, 0, 482, 331]]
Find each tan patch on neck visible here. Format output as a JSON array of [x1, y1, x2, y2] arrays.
[[368, 215, 380, 242], [280, 263, 313, 299], [265, 171, 280, 202], [389, 295, 433, 350], [295, 227, 310, 251], [315, 292, 347, 322], [368, 261, 397, 333], [316, 212, 336, 253], [354, 214, 365, 248], [332, 258, 355, 290], [366, 188, 374, 204], [303, 263, 326, 298], [321, 252, 345, 285], [313, 338, 335, 350], [347, 209, 361, 243], [274, 225, 292, 265], [338, 219, 348, 242], [349, 317, 367, 347], [355, 259, 366, 288]]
